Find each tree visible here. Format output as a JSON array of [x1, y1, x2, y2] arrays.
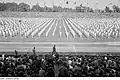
[[31, 3, 43, 12], [18, 3, 30, 12], [105, 6, 112, 13], [0, 2, 6, 11], [112, 5, 120, 12], [4, 2, 18, 11], [89, 8, 94, 12]]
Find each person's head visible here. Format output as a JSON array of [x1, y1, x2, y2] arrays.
[[40, 67, 43, 70], [63, 62, 69, 68]]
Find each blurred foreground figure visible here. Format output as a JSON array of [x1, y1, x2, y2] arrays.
[[52, 45, 59, 61], [14, 50, 18, 57], [33, 47, 36, 56], [52, 45, 56, 56], [53, 45, 56, 52]]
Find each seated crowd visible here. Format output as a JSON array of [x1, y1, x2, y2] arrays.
[[0, 46, 120, 77]]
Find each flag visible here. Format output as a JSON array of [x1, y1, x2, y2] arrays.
[[66, 1, 68, 4], [74, 2, 76, 4], [109, 3, 112, 5], [60, 0, 62, 5], [80, 4, 83, 7], [95, 2, 98, 6]]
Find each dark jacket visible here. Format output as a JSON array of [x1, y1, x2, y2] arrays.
[[58, 66, 69, 77]]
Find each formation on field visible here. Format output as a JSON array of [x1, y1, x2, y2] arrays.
[[0, 17, 120, 41]]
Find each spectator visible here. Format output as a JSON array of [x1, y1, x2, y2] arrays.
[[58, 62, 69, 77], [0, 47, 120, 77], [45, 67, 55, 77], [38, 68, 45, 77]]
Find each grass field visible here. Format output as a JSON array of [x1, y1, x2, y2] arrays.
[[0, 12, 120, 53]]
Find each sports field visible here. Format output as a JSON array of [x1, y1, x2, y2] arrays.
[[0, 12, 120, 53]]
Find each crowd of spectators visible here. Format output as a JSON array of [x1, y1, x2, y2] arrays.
[[0, 46, 120, 77]]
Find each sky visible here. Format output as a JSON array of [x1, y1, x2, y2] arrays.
[[0, 0, 120, 9]]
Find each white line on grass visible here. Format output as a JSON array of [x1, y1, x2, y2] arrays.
[[52, 20, 57, 36], [38, 19, 53, 37], [46, 19, 55, 37]]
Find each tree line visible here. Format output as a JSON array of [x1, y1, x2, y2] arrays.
[[0, 2, 120, 12]]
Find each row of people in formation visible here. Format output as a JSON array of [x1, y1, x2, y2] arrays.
[[0, 18, 120, 39]]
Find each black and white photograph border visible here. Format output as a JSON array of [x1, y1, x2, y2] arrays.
[[0, 0, 120, 80]]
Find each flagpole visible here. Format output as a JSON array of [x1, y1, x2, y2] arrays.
[[108, 0, 112, 7], [117, 0, 120, 6], [53, 0, 54, 7], [66, 1, 69, 12], [71, 2, 76, 11], [95, 2, 98, 10], [44, 1, 46, 12], [52, 0, 54, 11]]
